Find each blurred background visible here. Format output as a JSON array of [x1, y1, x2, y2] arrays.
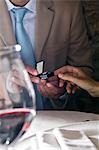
[[76, 0, 99, 114], [82, 0, 99, 80], [67, 0, 99, 114]]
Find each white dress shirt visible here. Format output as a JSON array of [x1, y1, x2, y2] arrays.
[[5, 0, 36, 50], [5, 0, 45, 110]]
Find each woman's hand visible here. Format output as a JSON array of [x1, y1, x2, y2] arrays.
[[57, 66, 99, 97]]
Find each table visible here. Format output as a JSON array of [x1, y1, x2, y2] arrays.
[[23, 111, 99, 139], [15, 111, 99, 150]]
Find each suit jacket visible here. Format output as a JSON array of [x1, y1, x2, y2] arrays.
[[0, 0, 93, 72]]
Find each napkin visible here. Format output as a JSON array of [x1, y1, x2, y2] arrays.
[[36, 128, 97, 150], [9, 128, 97, 150]]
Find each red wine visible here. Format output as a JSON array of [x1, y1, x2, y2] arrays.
[[0, 108, 35, 145]]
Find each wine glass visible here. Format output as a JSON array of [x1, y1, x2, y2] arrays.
[[0, 45, 36, 149]]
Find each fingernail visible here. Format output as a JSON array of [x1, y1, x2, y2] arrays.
[[34, 71, 38, 75], [47, 83, 51, 87], [59, 83, 63, 87], [58, 74, 62, 77], [67, 90, 71, 94], [72, 91, 75, 94]]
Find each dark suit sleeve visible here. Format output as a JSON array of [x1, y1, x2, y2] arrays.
[[67, 2, 93, 74]]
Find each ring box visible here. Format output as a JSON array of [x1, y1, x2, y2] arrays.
[[36, 61, 54, 80]]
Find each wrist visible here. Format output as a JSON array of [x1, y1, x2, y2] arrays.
[[89, 81, 99, 97], [50, 92, 69, 109]]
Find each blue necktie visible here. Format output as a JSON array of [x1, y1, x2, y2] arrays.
[[12, 8, 35, 67], [12, 8, 44, 110]]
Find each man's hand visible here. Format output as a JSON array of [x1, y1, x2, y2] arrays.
[[37, 75, 65, 99], [0, 75, 12, 109], [25, 65, 40, 84], [26, 65, 65, 99]]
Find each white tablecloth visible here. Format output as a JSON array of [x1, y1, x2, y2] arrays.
[[22, 111, 99, 139], [10, 111, 98, 150]]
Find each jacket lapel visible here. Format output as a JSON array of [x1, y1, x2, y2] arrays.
[[0, 0, 16, 46], [0, 0, 54, 61], [35, 0, 54, 61]]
